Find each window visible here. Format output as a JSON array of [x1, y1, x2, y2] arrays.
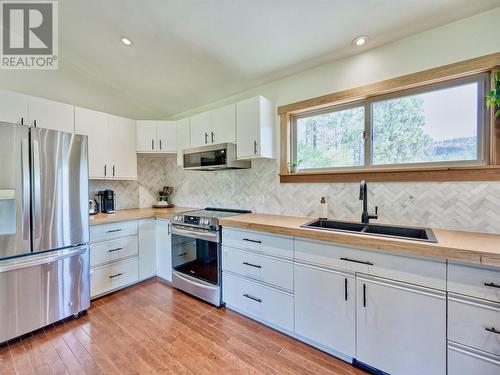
[[292, 74, 489, 171]]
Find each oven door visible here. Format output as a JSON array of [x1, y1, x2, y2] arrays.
[[170, 225, 220, 286]]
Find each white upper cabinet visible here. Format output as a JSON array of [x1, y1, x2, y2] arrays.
[[28, 96, 74, 133], [210, 104, 236, 144], [189, 111, 211, 148], [176, 118, 190, 166], [75, 107, 109, 179], [108, 115, 137, 180], [236, 96, 274, 159], [75, 108, 136, 180], [136, 120, 157, 152], [157, 121, 177, 152], [136, 120, 177, 153], [0, 90, 28, 125]]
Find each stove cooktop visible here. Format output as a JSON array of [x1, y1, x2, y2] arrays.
[[171, 207, 251, 230]]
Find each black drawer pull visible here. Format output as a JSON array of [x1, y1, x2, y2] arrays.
[[485, 327, 500, 334], [363, 283, 367, 307], [340, 257, 374, 266], [109, 273, 123, 279], [178, 252, 188, 256], [484, 282, 500, 289], [243, 293, 262, 303], [107, 229, 122, 233], [243, 262, 262, 269], [108, 247, 122, 253], [243, 238, 262, 244], [344, 278, 348, 301]]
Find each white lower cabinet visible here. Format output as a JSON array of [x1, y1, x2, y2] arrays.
[[156, 219, 172, 282], [448, 342, 500, 375], [294, 263, 355, 358], [223, 272, 294, 332], [356, 274, 446, 375], [90, 258, 139, 298], [139, 219, 156, 280]]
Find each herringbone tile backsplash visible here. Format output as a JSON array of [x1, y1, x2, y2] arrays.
[[90, 155, 500, 234]]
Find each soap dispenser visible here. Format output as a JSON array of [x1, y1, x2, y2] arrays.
[[319, 197, 328, 220]]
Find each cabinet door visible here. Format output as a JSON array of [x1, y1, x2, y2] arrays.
[[156, 219, 172, 282], [28, 96, 74, 133], [136, 120, 157, 152], [189, 111, 210, 148], [236, 96, 260, 158], [0, 89, 28, 124], [356, 275, 446, 375], [294, 263, 355, 357], [176, 118, 190, 166], [108, 115, 137, 180], [210, 104, 236, 144], [157, 121, 177, 152], [138, 219, 156, 280], [74, 107, 109, 179]]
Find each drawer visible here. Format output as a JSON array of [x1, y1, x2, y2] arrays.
[[222, 247, 293, 291], [448, 263, 500, 303], [223, 272, 293, 332], [90, 221, 138, 243], [90, 258, 139, 298], [295, 238, 446, 290], [222, 228, 293, 259], [448, 293, 500, 356], [90, 237, 138, 267], [448, 342, 500, 375]]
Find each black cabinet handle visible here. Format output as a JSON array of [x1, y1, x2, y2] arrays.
[[211, 131, 215, 143], [363, 284, 367, 307], [112, 165, 115, 177], [243, 262, 262, 269], [108, 247, 122, 253], [104, 164, 107, 176], [340, 257, 374, 266], [178, 252, 188, 256], [21, 117, 24, 125], [33, 120, 37, 128], [485, 327, 500, 334], [243, 238, 262, 244], [109, 273, 123, 279], [243, 293, 262, 303], [253, 140, 257, 154], [159, 139, 162, 150], [344, 278, 348, 301], [152, 139, 154, 150], [204, 133, 208, 144], [107, 229, 122, 233], [484, 282, 500, 289]]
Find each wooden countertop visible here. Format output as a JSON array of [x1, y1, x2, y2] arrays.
[[219, 213, 500, 268], [89, 207, 196, 225]]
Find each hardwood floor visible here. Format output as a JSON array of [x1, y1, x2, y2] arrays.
[[0, 278, 368, 375]]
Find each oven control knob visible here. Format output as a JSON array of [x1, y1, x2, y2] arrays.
[[201, 218, 209, 225]]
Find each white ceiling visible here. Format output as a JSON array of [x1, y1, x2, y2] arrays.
[[1, 0, 499, 119]]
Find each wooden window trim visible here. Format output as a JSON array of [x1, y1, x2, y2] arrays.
[[278, 53, 500, 183]]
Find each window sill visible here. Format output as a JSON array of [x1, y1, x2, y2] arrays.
[[279, 165, 500, 183]]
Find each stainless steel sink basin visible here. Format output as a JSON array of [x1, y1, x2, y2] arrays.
[[302, 219, 437, 243]]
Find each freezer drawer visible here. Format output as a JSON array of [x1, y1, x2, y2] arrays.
[[0, 246, 90, 344]]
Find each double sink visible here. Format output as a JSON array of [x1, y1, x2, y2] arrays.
[[302, 219, 437, 243]]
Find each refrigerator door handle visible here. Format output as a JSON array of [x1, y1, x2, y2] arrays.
[[32, 137, 42, 243], [21, 137, 30, 241]]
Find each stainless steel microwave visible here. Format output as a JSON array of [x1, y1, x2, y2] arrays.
[[182, 143, 251, 170]]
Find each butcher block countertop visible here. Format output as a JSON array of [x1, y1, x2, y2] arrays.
[[89, 207, 196, 225], [219, 213, 500, 268]]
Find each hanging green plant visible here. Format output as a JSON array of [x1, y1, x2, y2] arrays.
[[487, 71, 500, 119]]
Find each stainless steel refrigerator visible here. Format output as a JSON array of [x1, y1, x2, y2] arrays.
[[0, 121, 90, 344]]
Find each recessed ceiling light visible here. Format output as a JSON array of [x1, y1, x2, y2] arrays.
[[121, 37, 133, 46], [352, 35, 368, 46]]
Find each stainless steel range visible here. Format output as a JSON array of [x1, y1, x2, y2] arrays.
[[170, 208, 250, 306]]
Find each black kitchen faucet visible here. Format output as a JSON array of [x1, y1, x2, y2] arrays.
[[359, 180, 378, 224]]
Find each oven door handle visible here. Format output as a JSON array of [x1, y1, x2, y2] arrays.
[[170, 226, 218, 242]]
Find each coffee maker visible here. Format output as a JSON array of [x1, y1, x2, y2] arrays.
[[97, 190, 116, 213]]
